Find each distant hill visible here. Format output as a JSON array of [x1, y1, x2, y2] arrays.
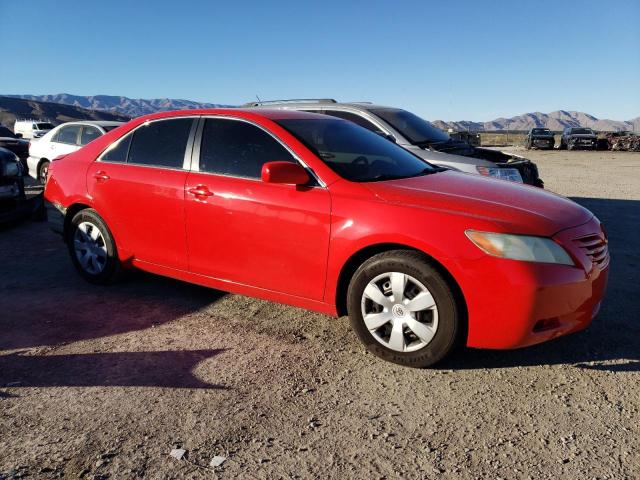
[[433, 110, 639, 132], [0, 96, 130, 128], [7, 94, 230, 118]]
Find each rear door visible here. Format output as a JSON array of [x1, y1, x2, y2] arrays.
[[87, 118, 197, 270], [184, 117, 331, 300]]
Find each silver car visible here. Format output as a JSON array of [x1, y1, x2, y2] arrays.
[[244, 99, 543, 187]]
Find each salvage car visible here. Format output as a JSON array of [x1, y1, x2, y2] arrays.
[[244, 99, 543, 187], [45, 109, 609, 367], [28, 121, 124, 183], [525, 128, 555, 150], [0, 147, 29, 223], [560, 127, 598, 150], [0, 126, 30, 171]]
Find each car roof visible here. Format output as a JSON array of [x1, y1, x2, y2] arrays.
[[242, 100, 398, 112], [56, 120, 125, 127]]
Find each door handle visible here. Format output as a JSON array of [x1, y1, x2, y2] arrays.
[[94, 171, 110, 181], [187, 185, 214, 198]]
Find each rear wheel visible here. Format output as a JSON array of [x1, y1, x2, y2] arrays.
[[347, 250, 462, 368], [38, 160, 50, 184], [67, 209, 122, 284]]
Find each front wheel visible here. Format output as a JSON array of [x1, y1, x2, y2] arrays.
[[67, 208, 122, 284], [347, 250, 462, 368]]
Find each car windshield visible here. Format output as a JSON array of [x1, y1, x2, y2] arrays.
[[36, 123, 54, 130], [275, 118, 438, 182], [368, 108, 450, 144], [571, 128, 594, 135], [0, 126, 16, 138], [532, 128, 551, 134]]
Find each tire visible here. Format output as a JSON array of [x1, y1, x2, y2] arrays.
[[38, 160, 50, 184], [346, 250, 462, 368], [67, 208, 122, 285]]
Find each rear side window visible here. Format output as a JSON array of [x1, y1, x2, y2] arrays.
[[323, 110, 381, 133], [102, 134, 132, 163], [57, 125, 81, 145], [80, 126, 101, 145], [127, 118, 193, 169], [199, 119, 295, 178]]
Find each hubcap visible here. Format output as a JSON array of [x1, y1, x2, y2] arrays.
[[73, 221, 108, 275], [361, 272, 439, 353]]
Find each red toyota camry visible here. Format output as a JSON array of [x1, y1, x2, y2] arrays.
[[44, 109, 609, 367]]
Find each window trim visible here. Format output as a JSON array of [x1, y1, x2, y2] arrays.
[[97, 117, 199, 171], [190, 115, 326, 187]]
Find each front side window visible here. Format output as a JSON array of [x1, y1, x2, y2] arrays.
[[80, 126, 102, 145], [127, 118, 193, 168], [199, 118, 295, 178], [57, 125, 81, 145], [323, 110, 381, 133], [276, 118, 437, 182]]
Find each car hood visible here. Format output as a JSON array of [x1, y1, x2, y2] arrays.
[[0, 137, 29, 146], [364, 171, 592, 236]]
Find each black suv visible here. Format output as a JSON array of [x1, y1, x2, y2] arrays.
[[0, 125, 30, 171], [525, 128, 554, 150], [560, 127, 597, 150]]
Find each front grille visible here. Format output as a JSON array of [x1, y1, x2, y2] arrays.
[[574, 233, 609, 269]]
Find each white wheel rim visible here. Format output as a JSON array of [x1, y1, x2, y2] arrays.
[[361, 272, 439, 353], [74, 221, 108, 275]]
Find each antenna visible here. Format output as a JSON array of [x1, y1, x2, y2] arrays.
[[256, 95, 262, 102]]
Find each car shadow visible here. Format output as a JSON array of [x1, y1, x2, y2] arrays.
[[444, 197, 640, 372], [1, 221, 228, 391], [0, 349, 226, 390]]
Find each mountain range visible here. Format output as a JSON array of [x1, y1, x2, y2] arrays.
[[0, 96, 130, 129], [2, 94, 638, 133], [432, 110, 639, 133], [7, 94, 230, 119]]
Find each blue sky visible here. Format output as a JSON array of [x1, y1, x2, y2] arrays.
[[1, 0, 638, 121]]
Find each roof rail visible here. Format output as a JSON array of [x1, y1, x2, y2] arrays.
[[242, 98, 337, 107]]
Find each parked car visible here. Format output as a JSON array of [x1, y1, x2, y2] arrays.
[[0, 147, 29, 223], [28, 121, 124, 183], [560, 127, 598, 150], [45, 109, 608, 367], [244, 99, 543, 187], [0, 126, 30, 171], [14, 120, 54, 139], [525, 128, 555, 150]]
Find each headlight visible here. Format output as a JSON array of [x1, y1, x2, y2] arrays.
[[465, 230, 574, 265], [476, 166, 523, 183]]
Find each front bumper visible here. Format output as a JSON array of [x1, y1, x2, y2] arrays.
[[460, 217, 609, 349], [532, 137, 554, 148]]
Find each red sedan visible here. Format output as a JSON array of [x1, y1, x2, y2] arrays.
[[44, 109, 609, 367]]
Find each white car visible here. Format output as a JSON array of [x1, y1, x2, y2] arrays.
[[27, 121, 124, 182], [13, 120, 55, 139]]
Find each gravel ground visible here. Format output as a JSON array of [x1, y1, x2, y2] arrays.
[[1, 150, 639, 479]]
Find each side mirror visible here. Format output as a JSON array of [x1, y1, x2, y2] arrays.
[[15, 133, 23, 139], [261, 161, 310, 185]]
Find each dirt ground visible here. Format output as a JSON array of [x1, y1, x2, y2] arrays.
[[1, 150, 639, 479]]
